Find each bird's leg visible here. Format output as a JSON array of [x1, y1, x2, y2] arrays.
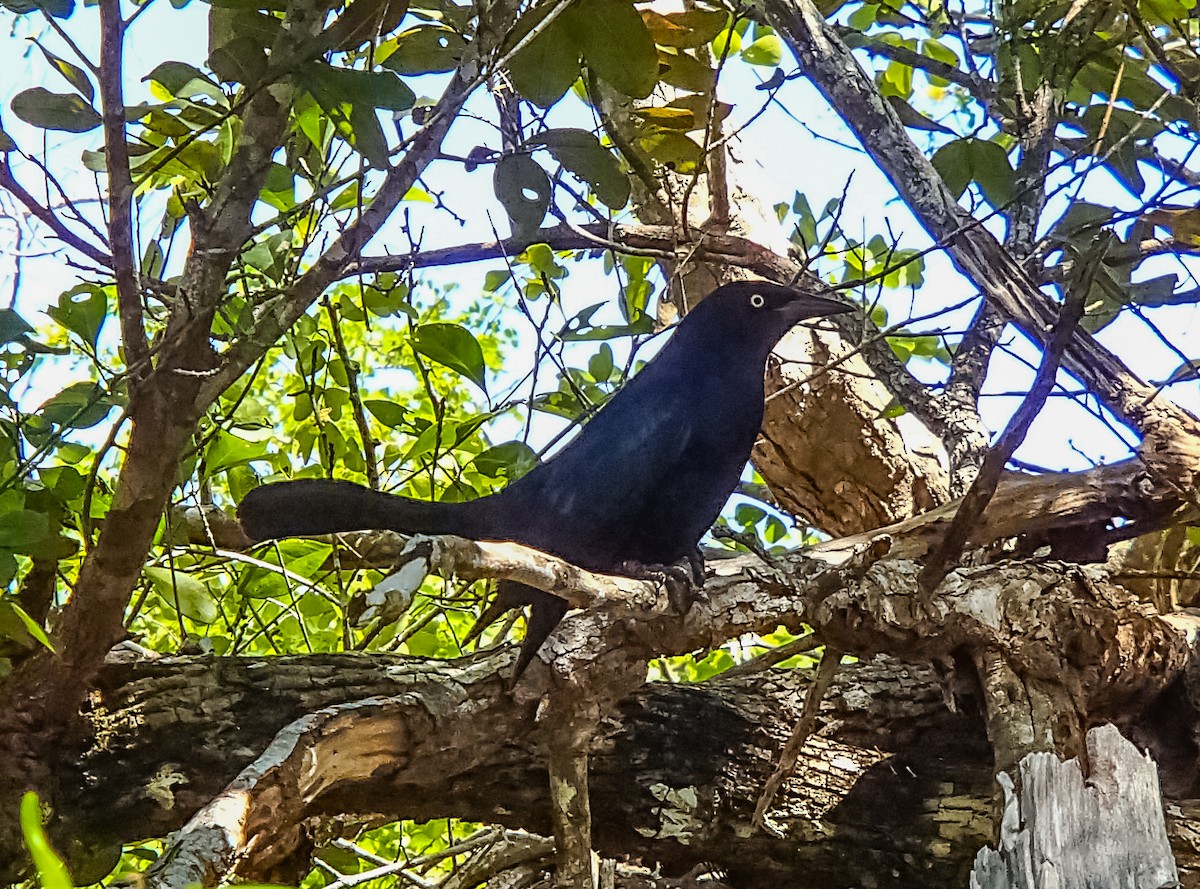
[[616, 550, 706, 615], [463, 581, 569, 684]]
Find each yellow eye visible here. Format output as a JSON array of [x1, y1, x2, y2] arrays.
[[750, 293, 766, 308]]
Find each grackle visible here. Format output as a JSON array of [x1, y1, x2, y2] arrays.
[[238, 281, 851, 676]]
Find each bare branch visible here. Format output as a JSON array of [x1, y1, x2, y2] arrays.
[[0, 158, 113, 268], [919, 262, 1092, 592], [97, 0, 148, 378], [752, 645, 842, 828], [762, 0, 1200, 444]]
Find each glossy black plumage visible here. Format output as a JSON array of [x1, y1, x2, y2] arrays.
[[238, 282, 851, 675]]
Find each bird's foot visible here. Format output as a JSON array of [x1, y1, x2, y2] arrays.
[[616, 558, 706, 615]]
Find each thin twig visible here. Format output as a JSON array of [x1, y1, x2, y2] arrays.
[[0, 159, 112, 268], [721, 632, 819, 678], [917, 239, 1101, 593], [752, 645, 843, 828]]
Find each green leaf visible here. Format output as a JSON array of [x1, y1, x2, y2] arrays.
[[658, 49, 715, 92], [638, 130, 702, 173], [931, 137, 1014, 208], [507, 6, 580, 107], [20, 793, 72, 889], [10, 87, 100, 132], [145, 61, 220, 99], [640, 8, 727, 47], [741, 34, 783, 66], [711, 25, 741, 57], [47, 284, 106, 347], [483, 270, 510, 292], [412, 323, 488, 391], [31, 41, 94, 101], [473, 441, 538, 479], [383, 26, 468, 74], [145, 566, 219, 623], [0, 123, 14, 152], [362, 281, 411, 317], [347, 101, 389, 169], [2, 602, 54, 652], [205, 429, 270, 475], [208, 34, 269, 85], [37, 382, 113, 430], [633, 106, 696, 131], [0, 510, 49, 550], [2, 0, 74, 16], [0, 308, 33, 345], [259, 162, 295, 212], [969, 139, 1015, 208], [567, 0, 658, 98], [527, 128, 629, 209], [302, 63, 414, 167], [588, 343, 614, 382], [493, 153, 551, 238], [365, 399, 408, 428], [329, 66, 417, 112]]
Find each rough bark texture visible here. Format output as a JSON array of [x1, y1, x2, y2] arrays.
[[56, 652, 1200, 887], [756, 329, 950, 535]]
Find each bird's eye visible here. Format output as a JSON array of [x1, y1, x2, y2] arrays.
[[749, 293, 766, 308]]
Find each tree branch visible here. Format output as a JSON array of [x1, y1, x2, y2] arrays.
[[97, 0, 148, 378], [199, 67, 482, 406], [0, 158, 113, 269], [762, 0, 1200, 447], [919, 262, 1091, 592]]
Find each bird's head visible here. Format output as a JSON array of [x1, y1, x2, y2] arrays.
[[681, 281, 853, 355]]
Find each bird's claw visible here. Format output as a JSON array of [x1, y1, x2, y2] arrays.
[[617, 558, 705, 614]]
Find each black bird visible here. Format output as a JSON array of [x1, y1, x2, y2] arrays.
[[238, 281, 851, 675]]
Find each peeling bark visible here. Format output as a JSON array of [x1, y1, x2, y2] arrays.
[[970, 725, 1178, 889]]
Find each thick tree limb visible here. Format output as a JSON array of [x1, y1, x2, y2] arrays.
[[68, 647, 1200, 888]]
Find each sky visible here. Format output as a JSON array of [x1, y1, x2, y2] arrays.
[[1, 0, 1198, 489]]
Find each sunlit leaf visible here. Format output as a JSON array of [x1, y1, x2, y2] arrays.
[[741, 34, 782, 66], [365, 399, 407, 428], [383, 25, 468, 74], [638, 130, 702, 172], [20, 793, 72, 889], [31, 41, 93, 101], [1, 602, 54, 652], [145, 566, 219, 623], [640, 7, 727, 47]]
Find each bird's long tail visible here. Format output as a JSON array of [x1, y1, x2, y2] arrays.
[[238, 479, 563, 681], [237, 478, 491, 542]]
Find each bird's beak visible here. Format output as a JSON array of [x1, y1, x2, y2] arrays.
[[778, 293, 854, 321]]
